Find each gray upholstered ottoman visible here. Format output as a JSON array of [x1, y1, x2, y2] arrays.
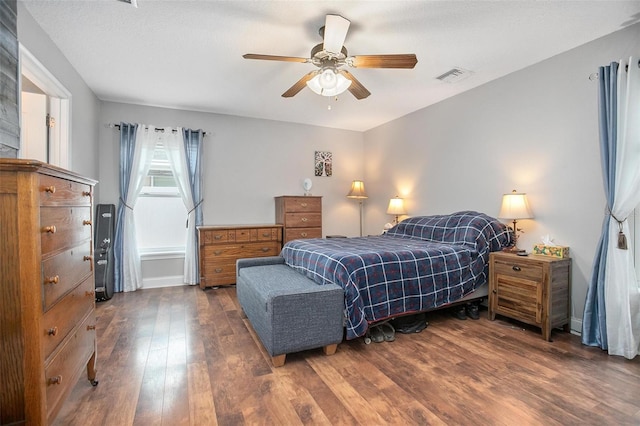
[[236, 256, 343, 367]]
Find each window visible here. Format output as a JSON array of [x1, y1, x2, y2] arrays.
[[134, 141, 187, 254]]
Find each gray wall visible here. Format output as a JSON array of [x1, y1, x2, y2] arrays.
[[98, 102, 365, 236], [16, 1, 100, 180], [0, 0, 19, 157], [363, 22, 640, 331]]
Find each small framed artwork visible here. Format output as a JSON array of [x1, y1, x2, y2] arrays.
[[315, 151, 332, 177]]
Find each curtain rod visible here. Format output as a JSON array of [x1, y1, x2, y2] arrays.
[[108, 123, 208, 136], [589, 59, 639, 81]]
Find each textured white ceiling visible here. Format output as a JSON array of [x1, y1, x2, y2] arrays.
[[22, 1, 640, 132]]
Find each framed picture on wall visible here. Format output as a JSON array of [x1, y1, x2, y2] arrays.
[[315, 151, 332, 177]]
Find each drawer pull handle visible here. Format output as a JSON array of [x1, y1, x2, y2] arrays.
[[261, 247, 270, 252], [82, 191, 91, 197], [44, 185, 56, 193], [512, 265, 521, 272], [43, 225, 57, 234], [47, 326, 58, 336], [87, 325, 96, 330], [301, 232, 308, 237], [83, 220, 92, 226], [86, 290, 95, 297], [262, 232, 270, 237], [300, 202, 308, 207], [48, 376, 62, 385], [45, 275, 59, 284], [214, 268, 223, 273], [214, 235, 222, 240], [214, 250, 222, 255], [301, 217, 308, 222], [83, 255, 92, 262]]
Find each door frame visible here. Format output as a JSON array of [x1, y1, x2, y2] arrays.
[[19, 44, 71, 169]]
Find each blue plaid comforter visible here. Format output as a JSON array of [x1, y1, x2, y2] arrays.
[[281, 211, 511, 339]]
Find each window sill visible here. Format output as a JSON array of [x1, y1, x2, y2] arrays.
[[139, 248, 185, 261]]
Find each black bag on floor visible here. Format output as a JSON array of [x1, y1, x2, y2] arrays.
[[391, 313, 428, 334]]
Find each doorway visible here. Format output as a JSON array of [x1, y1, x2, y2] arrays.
[[19, 45, 70, 168]]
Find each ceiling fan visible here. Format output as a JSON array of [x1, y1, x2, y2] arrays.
[[243, 14, 418, 100]]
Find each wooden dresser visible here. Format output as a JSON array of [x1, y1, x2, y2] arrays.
[[275, 196, 322, 244], [488, 251, 571, 341], [198, 224, 283, 289], [0, 159, 98, 425]]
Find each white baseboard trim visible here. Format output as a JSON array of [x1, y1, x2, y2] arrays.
[[570, 316, 582, 336], [141, 275, 185, 289]]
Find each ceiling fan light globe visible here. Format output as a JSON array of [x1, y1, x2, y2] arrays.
[[306, 70, 351, 97], [319, 68, 338, 89]]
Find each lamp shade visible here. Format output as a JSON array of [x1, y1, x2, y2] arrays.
[[346, 180, 367, 199], [498, 190, 533, 219], [386, 197, 407, 216]]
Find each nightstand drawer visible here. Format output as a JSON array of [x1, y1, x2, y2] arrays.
[[493, 259, 543, 281]]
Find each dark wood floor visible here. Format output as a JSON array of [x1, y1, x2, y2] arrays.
[[54, 285, 640, 426]]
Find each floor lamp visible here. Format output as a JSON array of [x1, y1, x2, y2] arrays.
[[347, 180, 368, 237]]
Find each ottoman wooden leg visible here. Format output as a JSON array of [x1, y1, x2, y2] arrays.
[[322, 344, 338, 356], [272, 354, 286, 367]]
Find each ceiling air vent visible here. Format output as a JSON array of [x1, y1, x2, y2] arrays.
[[116, 0, 138, 7], [436, 67, 473, 83]]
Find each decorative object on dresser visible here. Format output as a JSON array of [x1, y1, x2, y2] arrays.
[[197, 224, 282, 289], [386, 196, 407, 225], [0, 159, 98, 425], [498, 189, 533, 253], [346, 180, 367, 236], [275, 196, 322, 244], [488, 251, 571, 341]]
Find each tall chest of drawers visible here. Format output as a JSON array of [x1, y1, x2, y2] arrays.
[[0, 159, 98, 425], [198, 224, 283, 289], [275, 196, 322, 244]]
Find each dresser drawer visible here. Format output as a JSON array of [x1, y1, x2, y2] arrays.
[[40, 206, 92, 256], [45, 310, 96, 422], [285, 227, 322, 241], [42, 241, 93, 311], [39, 174, 92, 207], [202, 259, 237, 285], [204, 242, 281, 259], [283, 212, 322, 228], [202, 229, 235, 244], [42, 276, 95, 361], [256, 227, 281, 241], [281, 197, 321, 213]]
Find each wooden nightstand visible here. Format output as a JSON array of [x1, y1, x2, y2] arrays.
[[488, 251, 571, 341]]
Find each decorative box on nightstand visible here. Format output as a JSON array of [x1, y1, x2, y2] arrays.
[[488, 251, 571, 341]]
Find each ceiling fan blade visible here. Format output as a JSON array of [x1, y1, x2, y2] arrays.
[[282, 71, 318, 98], [350, 54, 418, 69], [243, 54, 309, 63], [340, 70, 371, 100], [323, 15, 350, 55]]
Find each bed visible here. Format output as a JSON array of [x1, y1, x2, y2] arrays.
[[280, 210, 511, 340]]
